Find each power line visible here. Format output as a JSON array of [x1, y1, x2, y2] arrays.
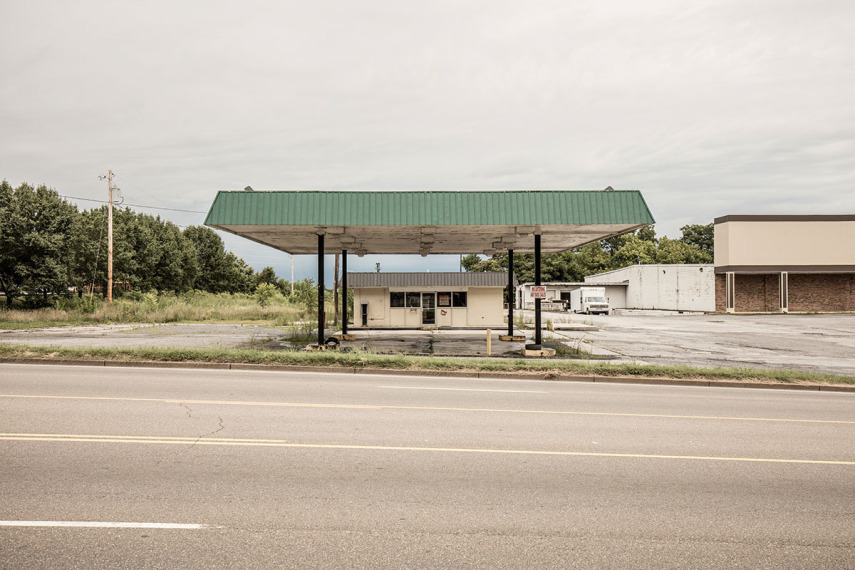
[[60, 195, 207, 214], [113, 173, 182, 212]]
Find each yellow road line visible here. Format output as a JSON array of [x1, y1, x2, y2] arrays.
[[1, 433, 852, 465], [1, 393, 854, 425]]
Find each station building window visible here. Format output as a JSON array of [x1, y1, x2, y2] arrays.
[[392, 291, 466, 308]]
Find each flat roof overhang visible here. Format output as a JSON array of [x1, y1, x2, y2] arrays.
[[519, 281, 629, 287], [205, 190, 655, 255]]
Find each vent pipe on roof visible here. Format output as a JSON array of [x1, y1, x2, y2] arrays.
[[244, 186, 254, 192]]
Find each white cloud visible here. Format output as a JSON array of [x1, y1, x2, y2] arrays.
[[2, 0, 854, 281]]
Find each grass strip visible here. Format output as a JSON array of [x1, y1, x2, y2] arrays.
[[1, 344, 852, 386]]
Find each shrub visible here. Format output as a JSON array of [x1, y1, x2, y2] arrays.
[[254, 283, 279, 308]]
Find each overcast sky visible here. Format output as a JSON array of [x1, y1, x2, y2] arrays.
[[3, 1, 854, 283]]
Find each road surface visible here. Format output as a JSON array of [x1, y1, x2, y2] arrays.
[[1, 364, 854, 567]]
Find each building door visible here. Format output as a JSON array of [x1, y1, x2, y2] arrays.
[[422, 293, 436, 325]]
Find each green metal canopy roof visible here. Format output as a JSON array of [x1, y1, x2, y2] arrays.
[[205, 190, 654, 255]]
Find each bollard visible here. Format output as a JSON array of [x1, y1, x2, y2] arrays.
[[486, 328, 492, 356]]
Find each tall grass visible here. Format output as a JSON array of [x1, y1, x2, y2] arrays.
[[1, 343, 853, 385], [0, 291, 318, 329]]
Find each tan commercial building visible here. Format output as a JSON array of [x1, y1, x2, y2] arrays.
[[714, 215, 855, 312], [350, 272, 512, 329]]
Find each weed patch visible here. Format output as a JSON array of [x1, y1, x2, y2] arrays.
[[0, 291, 311, 329], [0, 343, 852, 386]]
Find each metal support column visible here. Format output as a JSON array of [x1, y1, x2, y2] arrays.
[[317, 234, 325, 346], [534, 235, 542, 347], [342, 250, 348, 334], [507, 249, 514, 337]]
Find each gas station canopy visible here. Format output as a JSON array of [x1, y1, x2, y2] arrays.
[[204, 190, 655, 255]]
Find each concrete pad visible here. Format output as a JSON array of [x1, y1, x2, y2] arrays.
[[499, 335, 526, 342], [305, 344, 338, 352], [552, 324, 598, 331], [335, 329, 525, 357], [521, 348, 556, 357], [331, 334, 357, 341]]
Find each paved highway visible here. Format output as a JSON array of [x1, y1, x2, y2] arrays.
[[1, 363, 854, 567]]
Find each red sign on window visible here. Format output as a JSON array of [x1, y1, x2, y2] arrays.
[[531, 286, 547, 299]]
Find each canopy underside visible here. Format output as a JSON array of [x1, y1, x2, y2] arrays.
[[210, 223, 648, 255]]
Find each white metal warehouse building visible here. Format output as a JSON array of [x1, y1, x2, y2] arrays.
[[586, 264, 715, 312], [517, 264, 715, 313]]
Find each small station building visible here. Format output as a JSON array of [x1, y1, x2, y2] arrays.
[[349, 272, 512, 329]]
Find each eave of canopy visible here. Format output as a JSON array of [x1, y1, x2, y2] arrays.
[[204, 190, 655, 255]]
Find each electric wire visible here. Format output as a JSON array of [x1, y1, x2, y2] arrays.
[[60, 195, 206, 214]]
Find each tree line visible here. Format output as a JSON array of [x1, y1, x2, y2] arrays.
[[0, 181, 294, 307], [1, 181, 713, 307], [462, 224, 714, 283]]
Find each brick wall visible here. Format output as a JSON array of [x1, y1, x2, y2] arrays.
[[715, 272, 855, 312], [733, 275, 780, 312], [789, 274, 855, 312], [715, 274, 726, 312]]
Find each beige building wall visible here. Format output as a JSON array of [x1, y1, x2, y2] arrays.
[[352, 288, 388, 327], [352, 286, 504, 328], [465, 288, 504, 327], [715, 218, 855, 268]]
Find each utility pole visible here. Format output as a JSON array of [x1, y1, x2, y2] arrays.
[[107, 170, 114, 304], [290, 254, 295, 296]]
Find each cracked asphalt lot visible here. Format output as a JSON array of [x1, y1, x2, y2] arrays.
[[2, 313, 854, 376], [537, 311, 855, 377]]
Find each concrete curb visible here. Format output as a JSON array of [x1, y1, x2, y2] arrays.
[[1, 357, 853, 392]]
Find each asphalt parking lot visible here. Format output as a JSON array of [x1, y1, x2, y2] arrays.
[[538, 310, 855, 377], [1, 312, 854, 377]]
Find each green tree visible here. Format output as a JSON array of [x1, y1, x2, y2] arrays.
[[68, 207, 108, 296], [254, 282, 279, 307], [612, 234, 658, 267], [252, 266, 278, 292], [112, 213, 195, 294], [679, 223, 714, 256], [223, 253, 254, 294], [461, 254, 506, 273], [183, 226, 253, 293], [460, 224, 711, 281], [0, 182, 78, 306], [655, 237, 711, 264], [291, 278, 317, 311]]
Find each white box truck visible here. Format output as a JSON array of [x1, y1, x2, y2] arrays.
[[569, 287, 610, 315]]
